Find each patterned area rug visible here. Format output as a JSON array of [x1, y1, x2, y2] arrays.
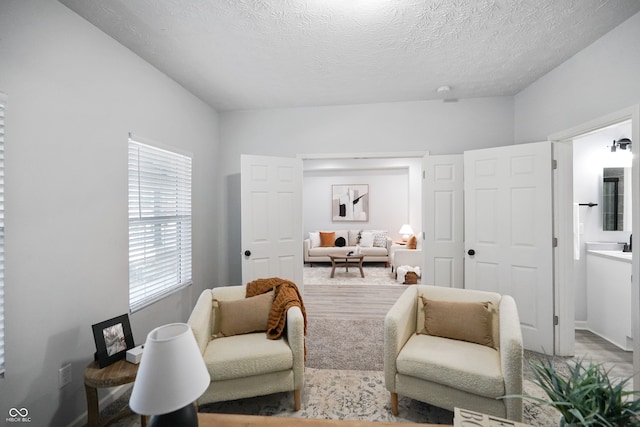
[[108, 317, 561, 426]]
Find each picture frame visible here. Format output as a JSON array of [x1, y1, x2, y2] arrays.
[[332, 184, 369, 222], [92, 313, 135, 368]]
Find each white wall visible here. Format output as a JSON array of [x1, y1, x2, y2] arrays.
[[514, 12, 640, 143], [303, 158, 421, 240], [0, 1, 219, 425], [219, 97, 514, 284]]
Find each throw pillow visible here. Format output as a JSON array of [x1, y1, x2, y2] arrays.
[[419, 296, 494, 348], [372, 230, 387, 247], [319, 231, 336, 247], [217, 292, 274, 337], [309, 231, 320, 248], [359, 231, 374, 247], [335, 236, 346, 247], [407, 235, 417, 249]]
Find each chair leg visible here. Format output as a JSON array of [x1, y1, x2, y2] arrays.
[[391, 392, 399, 415], [294, 389, 301, 411]]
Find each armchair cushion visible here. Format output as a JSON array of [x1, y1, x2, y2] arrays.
[[407, 235, 417, 249], [420, 297, 494, 348], [204, 332, 293, 381], [396, 334, 504, 398], [216, 291, 273, 337]]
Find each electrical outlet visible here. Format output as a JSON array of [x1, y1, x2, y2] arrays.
[[59, 363, 72, 388]]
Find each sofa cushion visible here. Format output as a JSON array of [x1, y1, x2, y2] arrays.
[[396, 334, 504, 398], [320, 232, 335, 247], [335, 236, 346, 247], [372, 230, 388, 247], [358, 246, 387, 256], [359, 231, 374, 247], [406, 235, 417, 249], [420, 297, 494, 348], [216, 292, 273, 337], [348, 230, 360, 246], [203, 333, 293, 381], [309, 232, 320, 248]]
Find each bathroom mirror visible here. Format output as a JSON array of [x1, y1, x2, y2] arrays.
[[602, 167, 630, 231]]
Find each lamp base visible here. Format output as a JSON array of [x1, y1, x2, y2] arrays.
[[148, 404, 198, 427]]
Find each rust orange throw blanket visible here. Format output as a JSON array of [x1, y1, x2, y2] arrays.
[[246, 277, 307, 359]]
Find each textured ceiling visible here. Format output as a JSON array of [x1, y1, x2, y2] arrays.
[[59, 0, 640, 111]]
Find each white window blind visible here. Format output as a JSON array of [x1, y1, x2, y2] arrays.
[[0, 95, 5, 377], [128, 137, 192, 312]]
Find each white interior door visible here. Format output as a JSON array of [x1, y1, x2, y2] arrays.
[[464, 141, 554, 352], [423, 154, 464, 288], [241, 155, 303, 291]]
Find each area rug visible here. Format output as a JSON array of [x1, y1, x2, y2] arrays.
[[109, 368, 559, 426], [304, 264, 409, 286]]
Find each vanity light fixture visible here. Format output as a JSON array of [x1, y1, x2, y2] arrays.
[[610, 138, 632, 152]]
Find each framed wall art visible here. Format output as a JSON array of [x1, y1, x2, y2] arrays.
[[92, 313, 135, 368], [332, 184, 369, 222]]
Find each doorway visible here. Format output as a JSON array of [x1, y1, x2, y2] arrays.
[[551, 105, 639, 386]]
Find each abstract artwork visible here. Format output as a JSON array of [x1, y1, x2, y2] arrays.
[[332, 184, 368, 222]]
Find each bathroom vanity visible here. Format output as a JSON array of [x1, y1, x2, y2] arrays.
[[586, 246, 632, 351]]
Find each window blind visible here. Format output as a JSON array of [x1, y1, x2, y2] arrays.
[[128, 137, 192, 312], [0, 95, 5, 376]]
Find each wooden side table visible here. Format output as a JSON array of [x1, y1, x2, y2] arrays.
[[329, 253, 365, 278], [84, 359, 147, 427]]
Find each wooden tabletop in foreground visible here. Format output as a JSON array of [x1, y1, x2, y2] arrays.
[[197, 412, 450, 427]]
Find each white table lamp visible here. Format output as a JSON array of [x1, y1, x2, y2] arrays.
[[399, 224, 414, 242], [130, 323, 209, 427]]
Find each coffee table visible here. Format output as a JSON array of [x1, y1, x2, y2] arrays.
[[328, 253, 365, 278]]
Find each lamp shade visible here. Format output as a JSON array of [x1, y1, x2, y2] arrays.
[[130, 323, 209, 416], [399, 224, 414, 241]]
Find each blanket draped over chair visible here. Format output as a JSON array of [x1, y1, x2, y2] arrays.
[[246, 277, 307, 359]]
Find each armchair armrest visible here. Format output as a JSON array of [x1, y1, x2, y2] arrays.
[[286, 306, 305, 389], [187, 289, 214, 355], [383, 286, 418, 391], [393, 249, 423, 269], [499, 295, 523, 422]]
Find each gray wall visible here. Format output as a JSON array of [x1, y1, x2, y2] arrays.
[[0, 1, 219, 425], [218, 98, 515, 284]]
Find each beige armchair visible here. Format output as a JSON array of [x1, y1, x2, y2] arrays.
[[187, 285, 305, 409], [384, 285, 523, 422]]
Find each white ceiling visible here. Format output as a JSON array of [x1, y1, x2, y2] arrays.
[[59, 0, 640, 112]]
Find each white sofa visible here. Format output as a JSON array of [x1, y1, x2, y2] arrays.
[[384, 285, 523, 421], [303, 229, 392, 266], [187, 286, 305, 409]]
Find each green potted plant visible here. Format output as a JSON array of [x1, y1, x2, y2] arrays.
[[519, 357, 640, 426]]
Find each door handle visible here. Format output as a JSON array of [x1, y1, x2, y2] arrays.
[[467, 249, 476, 256], [244, 250, 251, 257]]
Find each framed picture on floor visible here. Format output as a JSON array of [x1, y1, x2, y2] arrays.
[[332, 184, 368, 222], [92, 313, 135, 368]]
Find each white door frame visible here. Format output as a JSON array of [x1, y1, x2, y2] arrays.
[[549, 105, 640, 384]]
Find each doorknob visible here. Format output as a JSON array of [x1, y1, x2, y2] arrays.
[[467, 249, 476, 256], [244, 250, 251, 257]]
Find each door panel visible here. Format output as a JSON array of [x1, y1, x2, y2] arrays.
[[241, 155, 303, 290], [464, 142, 553, 352], [423, 154, 464, 288]]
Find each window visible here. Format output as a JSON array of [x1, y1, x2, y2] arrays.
[[128, 136, 192, 312], [0, 94, 5, 377]]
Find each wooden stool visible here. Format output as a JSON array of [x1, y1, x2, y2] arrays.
[[84, 359, 147, 427]]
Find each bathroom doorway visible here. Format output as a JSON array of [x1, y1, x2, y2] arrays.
[[551, 105, 639, 386]]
